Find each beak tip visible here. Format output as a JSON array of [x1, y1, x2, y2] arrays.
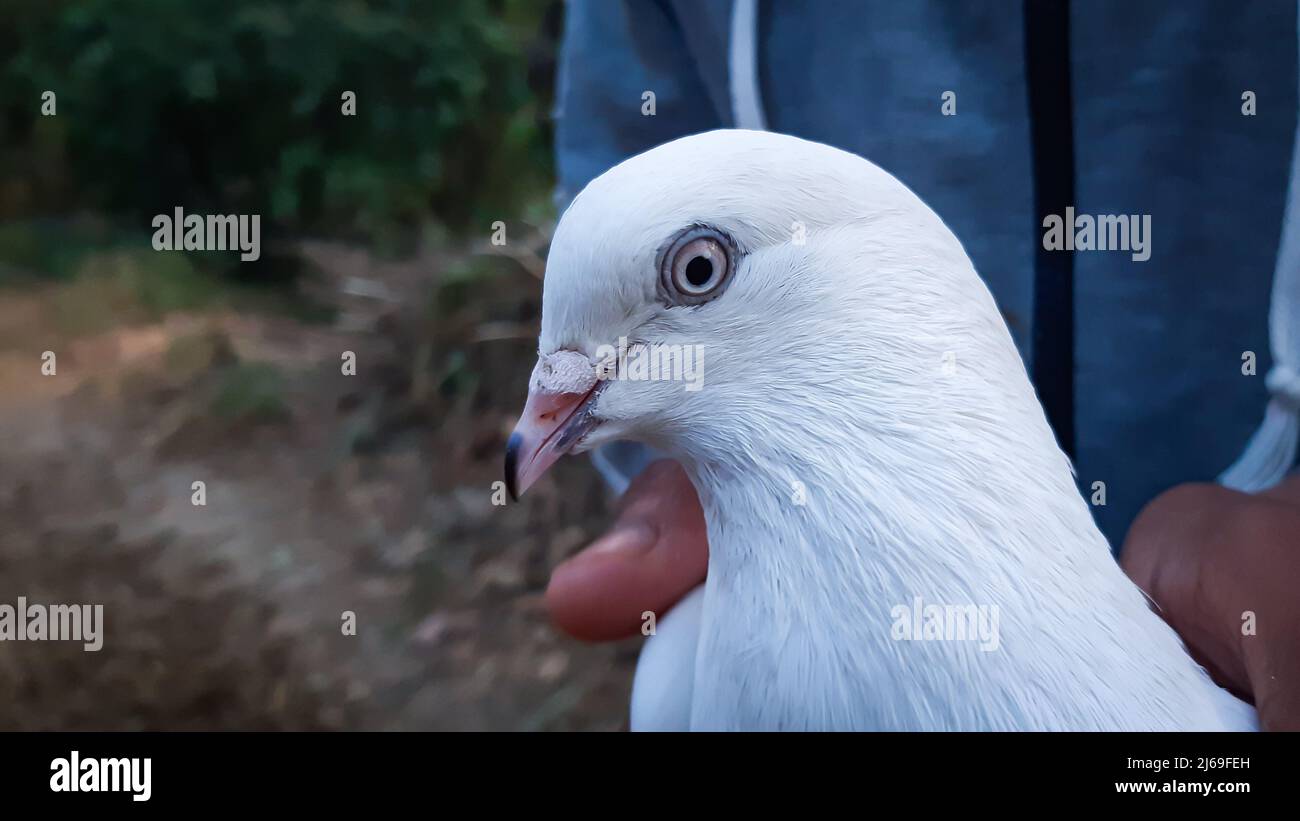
[[504, 432, 522, 501]]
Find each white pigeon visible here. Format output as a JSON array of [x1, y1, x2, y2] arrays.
[[506, 129, 1257, 731]]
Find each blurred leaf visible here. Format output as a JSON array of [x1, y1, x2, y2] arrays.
[[211, 361, 290, 423]]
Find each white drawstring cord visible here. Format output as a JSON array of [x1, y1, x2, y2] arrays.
[[1219, 18, 1300, 491], [728, 0, 767, 131]]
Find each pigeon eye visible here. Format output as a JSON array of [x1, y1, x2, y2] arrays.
[[659, 226, 735, 305]]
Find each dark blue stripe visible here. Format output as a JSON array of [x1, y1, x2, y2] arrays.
[[1025, 0, 1077, 459]]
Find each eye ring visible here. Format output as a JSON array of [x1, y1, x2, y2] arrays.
[[657, 225, 737, 306]]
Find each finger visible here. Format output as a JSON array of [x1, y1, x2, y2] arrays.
[[1222, 497, 1300, 729], [1259, 473, 1300, 507], [1120, 483, 1254, 696], [546, 460, 709, 641], [1123, 483, 1300, 729]]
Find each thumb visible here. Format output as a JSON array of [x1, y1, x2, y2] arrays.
[[545, 460, 709, 641], [1122, 482, 1300, 730]]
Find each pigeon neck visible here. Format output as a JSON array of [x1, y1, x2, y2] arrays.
[[683, 438, 1098, 599], [674, 394, 1108, 597], [671, 421, 1251, 730]]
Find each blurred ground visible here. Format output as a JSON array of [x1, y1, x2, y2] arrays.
[[0, 239, 638, 730]]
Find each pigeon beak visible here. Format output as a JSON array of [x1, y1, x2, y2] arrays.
[[505, 382, 603, 500]]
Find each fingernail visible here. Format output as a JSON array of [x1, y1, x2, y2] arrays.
[[586, 521, 657, 555]]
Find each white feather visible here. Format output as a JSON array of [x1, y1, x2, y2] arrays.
[[630, 585, 703, 731]]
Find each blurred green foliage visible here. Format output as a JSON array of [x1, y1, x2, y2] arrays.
[[51, 248, 222, 335], [0, 0, 558, 250], [210, 361, 291, 423]]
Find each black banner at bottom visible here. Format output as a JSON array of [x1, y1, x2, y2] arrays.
[[0, 731, 1287, 808]]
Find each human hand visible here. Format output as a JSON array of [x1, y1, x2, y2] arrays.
[[1122, 477, 1300, 730]]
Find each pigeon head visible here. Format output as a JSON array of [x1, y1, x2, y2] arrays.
[[506, 129, 1035, 500]]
